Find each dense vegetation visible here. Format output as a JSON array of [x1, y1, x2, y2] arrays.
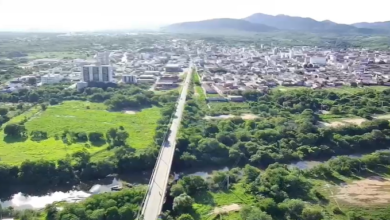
[[0, 84, 172, 110], [163, 151, 390, 220], [175, 87, 390, 170]]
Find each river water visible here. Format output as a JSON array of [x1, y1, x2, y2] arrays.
[[3, 149, 389, 210], [0, 172, 150, 210]]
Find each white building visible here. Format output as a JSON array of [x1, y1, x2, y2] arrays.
[[82, 65, 113, 82], [310, 56, 327, 65], [41, 74, 64, 84]]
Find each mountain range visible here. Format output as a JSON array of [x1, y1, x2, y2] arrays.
[[163, 13, 390, 34]]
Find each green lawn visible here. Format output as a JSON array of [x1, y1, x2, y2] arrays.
[[193, 183, 255, 220], [0, 101, 161, 165]]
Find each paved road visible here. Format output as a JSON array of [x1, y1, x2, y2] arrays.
[[141, 65, 192, 220]]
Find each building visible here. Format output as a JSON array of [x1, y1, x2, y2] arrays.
[[165, 64, 182, 73], [82, 65, 113, 83], [122, 75, 137, 84], [137, 74, 156, 83], [160, 74, 179, 83], [310, 56, 327, 66], [95, 52, 110, 65], [155, 81, 179, 90], [41, 74, 64, 84]]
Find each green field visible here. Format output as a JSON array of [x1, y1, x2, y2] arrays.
[[0, 101, 161, 165], [193, 183, 255, 220]]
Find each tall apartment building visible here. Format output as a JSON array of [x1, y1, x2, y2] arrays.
[[82, 65, 113, 82]]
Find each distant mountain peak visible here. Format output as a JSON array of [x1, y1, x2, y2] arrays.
[[353, 21, 390, 30], [244, 13, 380, 34], [163, 18, 276, 33]]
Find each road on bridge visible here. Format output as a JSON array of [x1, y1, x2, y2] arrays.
[[141, 64, 193, 220]]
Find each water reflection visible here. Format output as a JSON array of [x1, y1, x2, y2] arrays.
[[1, 191, 91, 210], [0, 173, 150, 210], [288, 161, 323, 170], [289, 149, 390, 170]]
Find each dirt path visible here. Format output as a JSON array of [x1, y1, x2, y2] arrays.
[[204, 114, 258, 120]]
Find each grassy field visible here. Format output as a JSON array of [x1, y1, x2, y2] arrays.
[[0, 101, 161, 165], [193, 183, 255, 220]]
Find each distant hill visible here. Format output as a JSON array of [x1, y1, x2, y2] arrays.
[[244, 13, 380, 34], [163, 18, 276, 33], [353, 21, 390, 31]]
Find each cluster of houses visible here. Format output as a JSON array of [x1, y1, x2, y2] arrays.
[[192, 43, 390, 99]]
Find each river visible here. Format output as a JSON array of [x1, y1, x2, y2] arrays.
[[0, 172, 150, 210], [3, 149, 389, 210]]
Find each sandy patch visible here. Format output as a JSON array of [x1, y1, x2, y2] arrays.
[[319, 118, 367, 128], [123, 110, 138, 115], [204, 114, 258, 120], [241, 114, 259, 120], [342, 118, 367, 125], [334, 176, 390, 206], [212, 204, 241, 215], [373, 114, 390, 120]]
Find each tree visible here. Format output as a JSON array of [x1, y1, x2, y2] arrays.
[[0, 108, 8, 116], [105, 207, 120, 220], [41, 104, 47, 111], [60, 213, 80, 220], [173, 194, 194, 214], [180, 152, 197, 166], [89, 209, 105, 220], [278, 199, 305, 219], [116, 130, 129, 144], [170, 184, 185, 197], [88, 132, 104, 143], [50, 98, 59, 105], [45, 204, 58, 220], [106, 128, 118, 140], [118, 206, 133, 220], [177, 214, 194, 220], [4, 123, 25, 137], [241, 206, 273, 220], [178, 176, 208, 195], [28, 92, 39, 102], [302, 207, 324, 220], [27, 77, 37, 85], [243, 165, 260, 183]]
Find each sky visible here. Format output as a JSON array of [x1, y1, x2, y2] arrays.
[[1, 0, 390, 31]]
